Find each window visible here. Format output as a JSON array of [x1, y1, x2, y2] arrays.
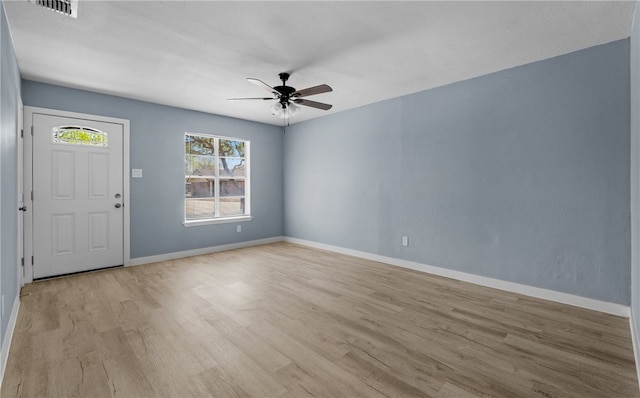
[[184, 133, 250, 225], [52, 126, 108, 147]]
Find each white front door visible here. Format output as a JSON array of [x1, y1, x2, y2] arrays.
[[32, 113, 124, 278]]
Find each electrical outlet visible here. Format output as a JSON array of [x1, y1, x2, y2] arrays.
[[402, 236, 409, 246], [237, 224, 241, 233]]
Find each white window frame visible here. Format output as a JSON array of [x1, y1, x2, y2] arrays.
[[184, 132, 251, 227]]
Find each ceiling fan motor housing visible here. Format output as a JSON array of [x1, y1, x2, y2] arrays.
[[274, 85, 296, 105], [274, 73, 296, 105]]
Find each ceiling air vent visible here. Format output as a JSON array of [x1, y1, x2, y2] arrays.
[[29, 0, 78, 18]]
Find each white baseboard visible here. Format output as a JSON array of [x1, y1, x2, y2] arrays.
[[129, 236, 285, 266], [630, 311, 640, 391], [284, 237, 630, 317], [0, 295, 20, 388]]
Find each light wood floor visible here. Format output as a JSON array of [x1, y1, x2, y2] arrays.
[[2, 242, 638, 397]]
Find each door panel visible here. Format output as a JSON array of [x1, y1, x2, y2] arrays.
[[88, 211, 109, 251], [33, 114, 124, 278], [88, 153, 109, 199], [52, 214, 75, 255], [52, 150, 75, 199]]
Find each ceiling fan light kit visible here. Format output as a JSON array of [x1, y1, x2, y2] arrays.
[[271, 102, 299, 119], [230, 72, 333, 120]]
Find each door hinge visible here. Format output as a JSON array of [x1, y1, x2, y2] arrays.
[[21, 257, 24, 266], [20, 129, 23, 138], [31, 191, 33, 201], [31, 125, 33, 136], [31, 256, 34, 265]]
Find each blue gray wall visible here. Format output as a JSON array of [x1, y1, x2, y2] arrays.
[[285, 39, 631, 305], [0, 2, 21, 350], [631, 1, 640, 340], [21, 81, 284, 259]]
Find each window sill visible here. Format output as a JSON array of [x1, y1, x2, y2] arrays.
[[183, 215, 252, 227]]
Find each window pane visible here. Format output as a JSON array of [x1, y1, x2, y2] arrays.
[[53, 126, 108, 147], [187, 155, 215, 176], [219, 158, 245, 177], [220, 197, 245, 217], [185, 134, 215, 155], [185, 198, 215, 220], [219, 139, 245, 157], [220, 180, 244, 197], [189, 178, 215, 198]]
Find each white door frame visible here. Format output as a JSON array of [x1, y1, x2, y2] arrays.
[[23, 106, 130, 283], [17, 96, 24, 288]]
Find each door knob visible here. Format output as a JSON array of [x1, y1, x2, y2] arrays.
[[18, 206, 27, 212], [115, 203, 122, 208]]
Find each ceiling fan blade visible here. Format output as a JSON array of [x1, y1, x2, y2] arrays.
[[247, 78, 278, 95], [228, 97, 275, 101], [294, 99, 333, 111], [293, 84, 332, 98]]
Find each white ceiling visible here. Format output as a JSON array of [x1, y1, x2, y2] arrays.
[[3, 1, 636, 126]]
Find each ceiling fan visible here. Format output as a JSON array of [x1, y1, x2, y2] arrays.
[[229, 73, 333, 119]]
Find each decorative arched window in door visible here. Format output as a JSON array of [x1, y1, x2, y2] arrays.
[[52, 126, 108, 147]]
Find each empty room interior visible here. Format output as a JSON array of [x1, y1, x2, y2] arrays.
[[3, 0, 640, 397]]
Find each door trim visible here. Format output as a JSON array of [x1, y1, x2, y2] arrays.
[[17, 96, 23, 288], [23, 106, 131, 283]]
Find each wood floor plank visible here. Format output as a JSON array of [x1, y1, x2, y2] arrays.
[[2, 242, 638, 397], [436, 382, 479, 398]]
